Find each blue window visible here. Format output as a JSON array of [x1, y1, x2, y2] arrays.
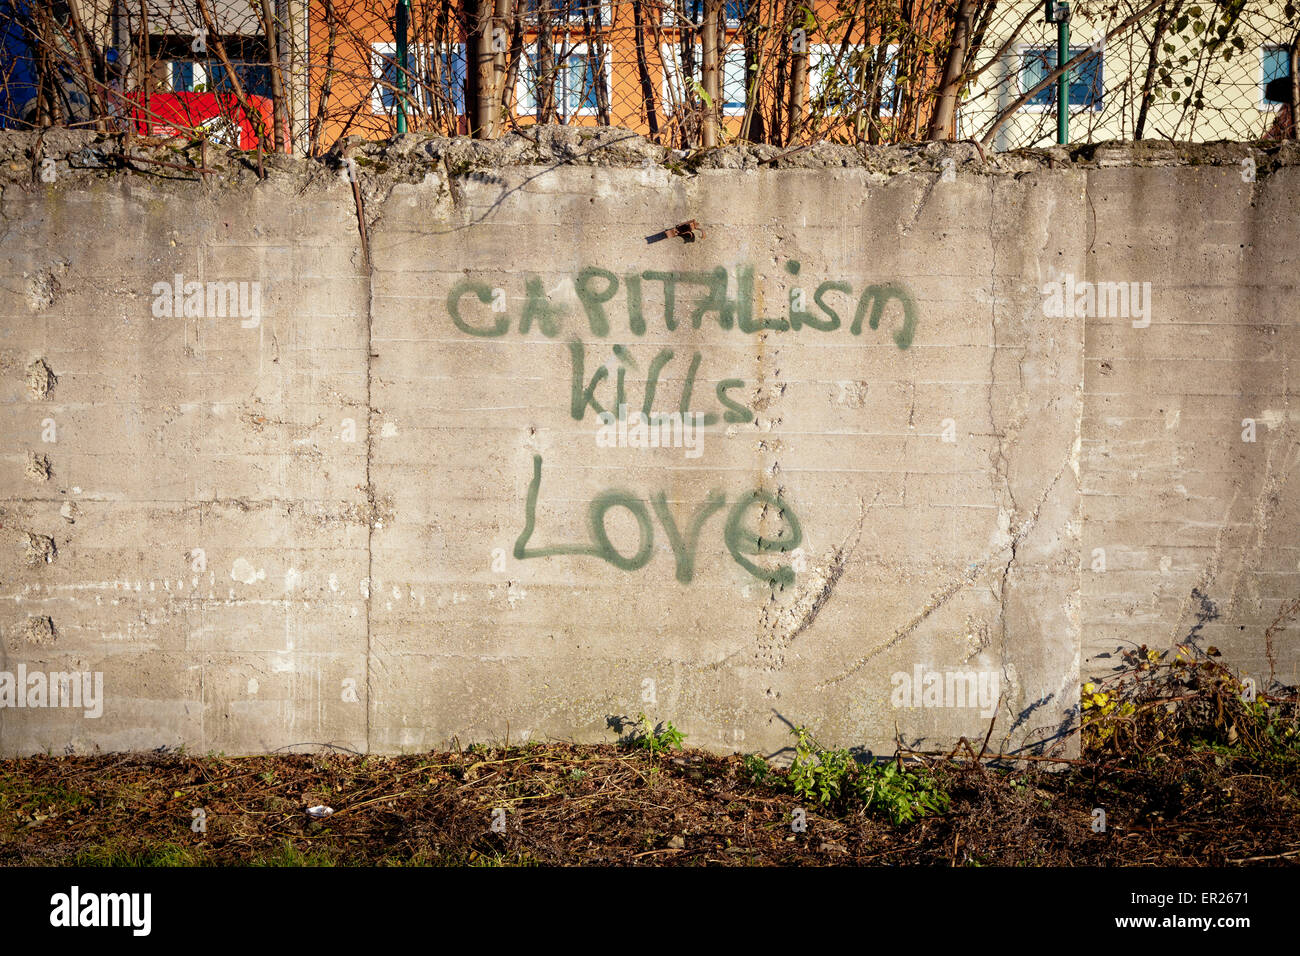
[[1021, 46, 1102, 110], [171, 61, 274, 98], [432, 45, 468, 114], [810, 45, 895, 113], [372, 44, 467, 115], [524, 0, 605, 23], [373, 47, 402, 111], [686, 0, 747, 22], [518, 47, 605, 117], [171, 60, 195, 92], [209, 63, 273, 98], [1262, 45, 1289, 105]]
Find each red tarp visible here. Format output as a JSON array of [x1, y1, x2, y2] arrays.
[[126, 91, 276, 151]]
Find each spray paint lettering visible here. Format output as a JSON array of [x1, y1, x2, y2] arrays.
[[568, 340, 754, 425], [513, 455, 801, 585], [447, 264, 917, 349], [448, 264, 918, 584]]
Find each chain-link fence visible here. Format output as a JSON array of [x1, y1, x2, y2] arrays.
[[963, 0, 1299, 148], [1, 0, 1296, 154]]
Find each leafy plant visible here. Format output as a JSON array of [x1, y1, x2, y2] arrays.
[[621, 714, 687, 754], [785, 727, 949, 824], [854, 760, 950, 825], [1083, 636, 1300, 770], [742, 753, 771, 785], [789, 728, 852, 805], [251, 838, 337, 867]]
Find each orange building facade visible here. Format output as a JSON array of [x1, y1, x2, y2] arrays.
[[308, 1, 951, 150]]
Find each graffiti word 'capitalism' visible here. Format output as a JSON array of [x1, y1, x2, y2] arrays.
[[447, 264, 917, 348]]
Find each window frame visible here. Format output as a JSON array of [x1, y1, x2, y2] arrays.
[[521, 0, 615, 28], [370, 41, 468, 117], [516, 41, 614, 120], [659, 41, 748, 116], [1015, 43, 1104, 113], [1260, 44, 1290, 110], [371, 41, 420, 115], [808, 42, 898, 116]]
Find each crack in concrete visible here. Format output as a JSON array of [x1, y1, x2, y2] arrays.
[[985, 175, 1017, 687], [816, 448, 1073, 691], [755, 500, 869, 671], [358, 188, 377, 754], [900, 168, 945, 237], [816, 565, 982, 690]]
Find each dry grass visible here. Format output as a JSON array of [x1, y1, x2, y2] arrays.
[[1, 643, 1297, 866]]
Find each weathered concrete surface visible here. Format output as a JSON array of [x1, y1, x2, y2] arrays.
[[1080, 164, 1300, 690], [0, 128, 1295, 757]]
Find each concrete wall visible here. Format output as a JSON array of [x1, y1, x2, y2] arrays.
[[1, 130, 1295, 757]]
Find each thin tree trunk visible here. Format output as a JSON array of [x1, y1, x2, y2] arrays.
[[786, 36, 807, 144], [867, 40, 888, 144], [277, 0, 308, 153], [926, 0, 974, 140], [257, 0, 288, 150], [741, 0, 765, 142], [503, 0, 525, 130], [136, 0, 149, 130], [580, 8, 610, 124], [771, 5, 790, 146], [310, 0, 337, 152], [31, 4, 60, 125], [468, 0, 491, 135], [632, 0, 660, 137], [64, 0, 106, 130], [701, 0, 720, 146], [1135, 0, 1180, 140], [490, 0, 511, 132], [112, 0, 132, 93], [537, 1, 556, 123], [672, 3, 697, 145]]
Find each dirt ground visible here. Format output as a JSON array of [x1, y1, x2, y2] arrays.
[[2, 646, 1297, 867], [0, 739, 1295, 866]]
